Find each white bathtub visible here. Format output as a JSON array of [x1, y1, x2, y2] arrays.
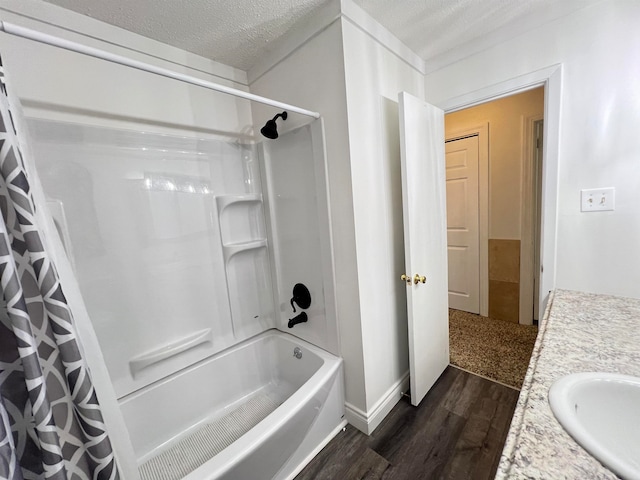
[[119, 330, 345, 480]]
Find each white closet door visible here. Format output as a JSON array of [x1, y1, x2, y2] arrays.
[[446, 135, 480, 313]]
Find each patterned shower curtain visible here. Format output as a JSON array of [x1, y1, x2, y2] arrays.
[[0, 57, 120, 479]]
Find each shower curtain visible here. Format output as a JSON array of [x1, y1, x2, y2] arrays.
[[0, 58, 120, 479]]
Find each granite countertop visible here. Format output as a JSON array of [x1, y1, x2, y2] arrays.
[[496, 289, 640, 479]]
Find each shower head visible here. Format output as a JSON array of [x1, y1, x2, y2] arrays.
[[260, 111, 288, 139]]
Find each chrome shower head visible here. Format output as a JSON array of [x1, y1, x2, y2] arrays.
[[260, 111, 288, 139]]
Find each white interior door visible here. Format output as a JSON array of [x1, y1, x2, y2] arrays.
[[445, 136, 480, 313], [398, 92, 449, 406]]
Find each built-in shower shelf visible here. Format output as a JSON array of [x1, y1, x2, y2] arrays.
[[216, 194, 263, 213], [216, 194, 265, 245], [223, 239, 267, 263], [129, 329, 212, 376]]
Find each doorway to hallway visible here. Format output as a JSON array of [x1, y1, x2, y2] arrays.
[[444, 87, 544, 325]]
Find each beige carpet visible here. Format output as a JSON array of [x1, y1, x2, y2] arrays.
[[449, 309, 538, 389]]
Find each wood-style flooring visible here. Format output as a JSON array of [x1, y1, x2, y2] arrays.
[[295, 366, 519, 480]]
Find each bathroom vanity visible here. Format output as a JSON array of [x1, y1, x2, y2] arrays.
[[496, 289, 640, 479]]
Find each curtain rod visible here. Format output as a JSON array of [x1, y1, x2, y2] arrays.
[[0, 21, 321, 119]]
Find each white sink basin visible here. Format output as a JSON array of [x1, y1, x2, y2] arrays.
[[549, 372, 640, 480]]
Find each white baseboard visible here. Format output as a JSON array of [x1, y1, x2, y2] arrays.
[[345, 371, 410, 435]]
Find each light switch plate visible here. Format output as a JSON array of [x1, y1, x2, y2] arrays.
[[580, 187, 615, 212]]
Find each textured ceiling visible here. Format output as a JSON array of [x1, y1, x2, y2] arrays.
[[42, 0, 597, 72], [42, 0, 330, 71]]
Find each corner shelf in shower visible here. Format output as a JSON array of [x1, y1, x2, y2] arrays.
[[215, 193, 263, 213], [129, 328, 213, 376], [222, 239, 268, 263], [216, 193, 266, 246]]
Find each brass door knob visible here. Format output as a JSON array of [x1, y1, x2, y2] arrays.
[[400, 274, 411, 285], [414, 274, 426, 284]]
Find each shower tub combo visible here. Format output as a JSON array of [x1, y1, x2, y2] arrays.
[[28, 116, 343, 479]]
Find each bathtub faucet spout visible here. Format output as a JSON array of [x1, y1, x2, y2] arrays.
[[288, 312, 308, 328]]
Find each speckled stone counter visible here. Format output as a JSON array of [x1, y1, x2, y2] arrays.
[[496, 289, 640, 479]]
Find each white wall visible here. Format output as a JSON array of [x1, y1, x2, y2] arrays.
[[426, 0, 640, 300], [341, 17, 424, 430], [249, 20, 368, 415]]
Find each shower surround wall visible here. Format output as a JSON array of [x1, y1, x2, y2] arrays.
[[28, 117, 339, 392], [29, 120, 275, 398], [260, 121, 339, 354]]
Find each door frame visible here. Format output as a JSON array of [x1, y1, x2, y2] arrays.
[[444, 124, 489, 317], [520, 113, 545, 325], [435, 64, 562, 319]]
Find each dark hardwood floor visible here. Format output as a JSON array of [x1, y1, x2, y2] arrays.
[[295, 366, 519, 480]]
